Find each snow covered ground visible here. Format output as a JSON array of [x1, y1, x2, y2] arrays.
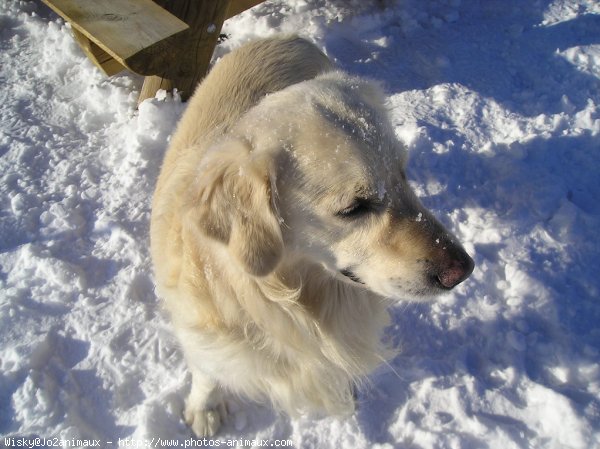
[[1, 0, 600, 447]]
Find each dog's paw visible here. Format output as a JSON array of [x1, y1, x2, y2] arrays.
[[184, 402, 226, 437], [184, 407, 221, 437]]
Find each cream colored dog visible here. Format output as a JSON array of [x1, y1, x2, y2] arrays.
[[150, 36, 473, 437]]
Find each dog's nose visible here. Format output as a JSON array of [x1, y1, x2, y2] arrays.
[[437, 252, 474, 289]]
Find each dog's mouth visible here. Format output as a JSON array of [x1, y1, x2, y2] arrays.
[[340, 269, 365, 285]]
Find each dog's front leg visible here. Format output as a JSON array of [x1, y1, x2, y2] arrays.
[[184, 369, 226, 437]]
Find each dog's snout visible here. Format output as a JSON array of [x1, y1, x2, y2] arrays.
[[436, 251, 474, 289]]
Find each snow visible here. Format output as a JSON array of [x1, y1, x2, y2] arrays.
[[1, 0, 600, 447]]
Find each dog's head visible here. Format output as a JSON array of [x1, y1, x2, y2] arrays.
[[191, 72, 473, 300]]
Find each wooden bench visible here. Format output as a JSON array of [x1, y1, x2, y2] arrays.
[[42, 0, 265, 103]]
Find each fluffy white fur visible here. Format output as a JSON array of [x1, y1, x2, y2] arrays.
[[150, 36, 473, 437]]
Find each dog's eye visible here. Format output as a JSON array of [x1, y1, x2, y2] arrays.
[[336, 198, 372, 218]]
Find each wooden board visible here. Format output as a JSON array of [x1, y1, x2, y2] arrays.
[[225, 0, 265, 19], [42, 0, 189, 75]]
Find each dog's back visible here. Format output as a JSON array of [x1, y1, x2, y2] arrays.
[[164, 36, 332, 164]]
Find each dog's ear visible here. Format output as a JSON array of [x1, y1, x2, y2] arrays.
[[188, 139, 283, 276]]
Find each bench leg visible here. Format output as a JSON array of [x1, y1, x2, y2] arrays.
[[139, 76, 174, 103], [137, 0, 232, 105]]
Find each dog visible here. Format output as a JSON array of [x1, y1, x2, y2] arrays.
[[150, 35, 474, 437]]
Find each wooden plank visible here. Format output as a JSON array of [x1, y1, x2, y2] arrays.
[[225, 0, 265, 19], [71, 29, 125, 76], [42, 0, 189, 74]]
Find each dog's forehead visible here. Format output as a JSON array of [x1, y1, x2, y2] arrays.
[[289, 104, 404, 175], [274, 120, 406, 206]]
